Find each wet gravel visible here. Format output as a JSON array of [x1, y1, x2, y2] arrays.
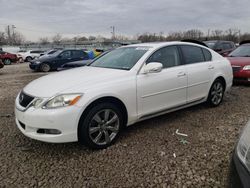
[[0, 64, 250, 187]]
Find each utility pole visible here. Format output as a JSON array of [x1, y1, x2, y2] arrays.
[[110, 26, 115, 40], [12, 25, 16, 45], [7, 25, 11, 45]]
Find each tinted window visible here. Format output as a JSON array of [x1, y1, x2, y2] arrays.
[[60, 51, 71, 58], [222, 43, 232, 50], [181, 45, 205, 64], [147, 46, 180, 68], [31, 50, 44, 54], [202, 48, 212, 61], [72, 50, 85, 58]]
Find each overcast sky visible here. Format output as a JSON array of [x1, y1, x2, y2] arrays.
[[0, 0, 249, 41]]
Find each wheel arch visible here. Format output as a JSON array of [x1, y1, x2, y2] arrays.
[[77, 96, 128, 139]]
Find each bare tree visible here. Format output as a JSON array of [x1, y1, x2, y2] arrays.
[[39, 37, 50, 45], [52, 34, 62, 45]]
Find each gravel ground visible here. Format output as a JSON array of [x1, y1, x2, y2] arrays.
[[0, 64, 249, 188]]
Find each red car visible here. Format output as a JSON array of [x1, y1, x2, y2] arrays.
[[0, 51, 18, 65], [227, 43, 250, 83]]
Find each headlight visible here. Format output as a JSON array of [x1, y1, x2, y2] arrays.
[[237, 121, 250, 172], [243, 65, 250, 70], [31, 98, 44, 108], [35, 61, 40, 64], [43, 94, 82, 109]]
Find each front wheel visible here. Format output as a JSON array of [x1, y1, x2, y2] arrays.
[[207, 79, 225, 107], [78, 103, 123, 149], [40, 63, 51, 72]]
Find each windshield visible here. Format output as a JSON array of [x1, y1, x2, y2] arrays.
[[204, 41, 216, 49], [229, 45, 250, 57], [90, 47, 149, 70]]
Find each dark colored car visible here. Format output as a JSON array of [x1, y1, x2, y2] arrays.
[[204, 40, 236, 56], [0, 51, 18, 65], [29, 49, 89, 72], [227, 43, 250, 83], [229, 121, 250, 188], [58, 50, 110, 71]]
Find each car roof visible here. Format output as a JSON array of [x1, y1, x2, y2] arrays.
[[124, 41, 209, 49]]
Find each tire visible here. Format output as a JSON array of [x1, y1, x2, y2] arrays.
[[78, 102, 123, 149], [25, 56, 32, 62], [207, 79, 225, 107], [40, 63, 51, 72], [3, 59, 11, 65]]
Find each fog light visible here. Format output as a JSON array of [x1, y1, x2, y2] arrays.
[[37, 129, 61, 135]]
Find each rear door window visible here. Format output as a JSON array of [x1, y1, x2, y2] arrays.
[[202, 48, 212, 61], [180, 45, 205, 64]]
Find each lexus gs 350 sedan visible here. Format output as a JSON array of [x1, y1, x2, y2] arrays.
[[15, 42, 233, 149]]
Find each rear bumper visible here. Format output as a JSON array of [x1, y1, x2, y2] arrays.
[[229, 151, 250, 188]]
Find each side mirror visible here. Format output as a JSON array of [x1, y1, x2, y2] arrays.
[[143, 62, 163, 74]]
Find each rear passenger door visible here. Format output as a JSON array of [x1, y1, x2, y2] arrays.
[[180, 45, 213, 103], [71, 50, 88, 61]]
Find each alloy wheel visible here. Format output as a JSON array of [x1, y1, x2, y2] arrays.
[[211, 82, 223, 105], [89, 109, 120, 146]]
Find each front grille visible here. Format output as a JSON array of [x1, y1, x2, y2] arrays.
[[232, 66, 242, 73], [19, 91, 34, 108]]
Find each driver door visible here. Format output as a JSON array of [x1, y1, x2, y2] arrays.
[[137, 46, 187, 118]]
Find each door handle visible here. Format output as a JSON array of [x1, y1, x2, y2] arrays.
[[208, 65, 214, 70], [177, 72, 186, 77]]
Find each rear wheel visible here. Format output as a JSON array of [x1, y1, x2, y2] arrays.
[[25, 56, 32, 62], [78, 103, 123, 149], [3, 59, 11, 65], [40, 63, 51, 72], [207, 79, 225, 107]]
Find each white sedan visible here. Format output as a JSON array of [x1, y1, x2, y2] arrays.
[[17, 50, 44, 62], [15, 42, 233, 149]]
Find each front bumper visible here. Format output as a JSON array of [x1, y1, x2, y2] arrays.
[[229, 151, 250, 188], [233, 70, 250, 83], [15, 97, 81, 143], [29, 63, 39, 70]]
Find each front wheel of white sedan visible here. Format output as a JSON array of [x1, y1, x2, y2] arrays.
[[207, 79, 225, 107], [78, 103, 123, 149]]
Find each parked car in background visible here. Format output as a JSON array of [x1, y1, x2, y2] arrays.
[[204, 40, 236, 56], [0, 51, 18, 65], [229, 121, 250, 188], [58, 50, 110, 71], [227, 43, 250, 83], [29, 49, 89, 72], [15, 42, 233, 149], [0, 59, 4, 69], [17, 50, 44, 62]]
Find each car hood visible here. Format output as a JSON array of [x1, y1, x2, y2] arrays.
[[35, 55, 56, 62], [23, 66, 129, 98], [227, 57, 250, 66]]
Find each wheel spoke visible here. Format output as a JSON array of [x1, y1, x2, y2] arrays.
[[104, 130, 111, 144], [93, 132, 102, 143], [106, 126, 119, 133], [89, 127, 100, 134], [104, 110, 110, 121], [93, 113, 102, 123], [107, 114, 118, 125]]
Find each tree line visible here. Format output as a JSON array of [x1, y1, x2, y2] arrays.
[[1, 27, 250, 45]]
